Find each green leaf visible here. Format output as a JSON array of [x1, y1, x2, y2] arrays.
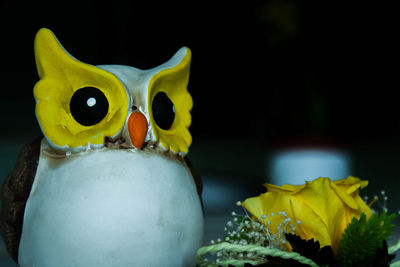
[[336, 212, 397, 267]]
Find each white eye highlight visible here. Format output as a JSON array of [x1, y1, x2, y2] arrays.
[[87, 97, 97, 107]]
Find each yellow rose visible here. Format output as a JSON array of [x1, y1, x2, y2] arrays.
[[242, 176, 372, 254]]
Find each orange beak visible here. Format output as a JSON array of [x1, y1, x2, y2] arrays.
[[128, 112, 148, 149]]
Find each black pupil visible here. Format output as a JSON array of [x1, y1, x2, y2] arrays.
[[152, 92, 175, 130], [70, 87, 109, 126]]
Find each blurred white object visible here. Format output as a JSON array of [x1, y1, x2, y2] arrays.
[[269, 148, 350, 185]]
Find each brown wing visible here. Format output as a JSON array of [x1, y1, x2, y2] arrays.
[[0, 136, 42, 263], [184, 157, 204, 213]]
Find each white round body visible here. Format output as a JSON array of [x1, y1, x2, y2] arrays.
[[18, 147, 204, 267]]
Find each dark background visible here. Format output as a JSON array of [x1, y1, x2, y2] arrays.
[[0, 1, 400, 265], [1, 1, 399, 144]]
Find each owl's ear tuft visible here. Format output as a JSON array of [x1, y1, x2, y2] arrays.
[[34, 28, 76, 78], [164, 47, 191, 72]]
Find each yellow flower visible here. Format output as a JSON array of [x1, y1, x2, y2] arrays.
[[242, 176, 372, 254]]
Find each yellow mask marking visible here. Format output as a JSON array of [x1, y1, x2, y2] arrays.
[[34, 28, 129, 151], [148, 48, 193, 153]]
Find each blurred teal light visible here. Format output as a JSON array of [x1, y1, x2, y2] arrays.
[[269, 148, 350, 185]]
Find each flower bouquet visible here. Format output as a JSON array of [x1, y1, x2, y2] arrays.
[[196, 177, 400, 267]]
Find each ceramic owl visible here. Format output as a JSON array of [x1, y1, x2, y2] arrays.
[[0, 28, 204, 267]]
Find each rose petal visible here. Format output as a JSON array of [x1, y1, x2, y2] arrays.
[[353, 193, 373, 218], [289, 196, 332, 248], [292, 178, 348, 252], [241, 196, 264, 219], [243, 191, 332, 250], [264, 183, 305, 194], [330, 181, 359, 210], [334, 176, 368, 194]]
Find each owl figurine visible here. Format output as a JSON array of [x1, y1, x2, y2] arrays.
[[0, 28, 204, 267]]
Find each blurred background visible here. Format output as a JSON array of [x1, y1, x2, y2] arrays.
[[1, 0, 399, 265]]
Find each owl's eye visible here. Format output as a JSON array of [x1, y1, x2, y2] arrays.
[[70, 87, 109, 126], [152, 92, 175, 130]]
